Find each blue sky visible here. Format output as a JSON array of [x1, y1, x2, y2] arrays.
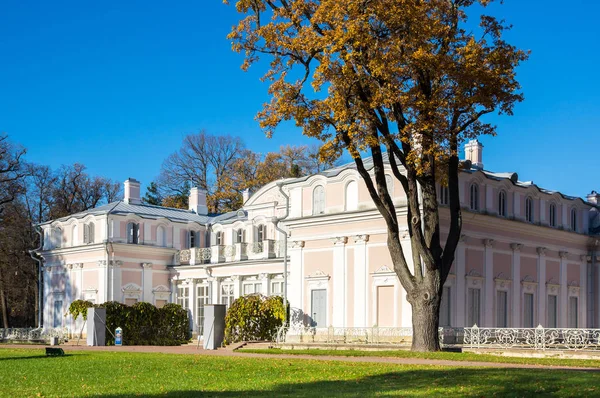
[[0, 0, 598, 198]]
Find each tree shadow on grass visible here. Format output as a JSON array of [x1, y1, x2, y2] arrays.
[[0, 353, 77, 361], [94, 367, 593, 397]]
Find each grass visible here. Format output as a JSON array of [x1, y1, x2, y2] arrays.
[[0, 348, 598, 397], [239, 347, 600, 369]]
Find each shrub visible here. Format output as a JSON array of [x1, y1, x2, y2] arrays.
[[224, 294, 286, 344], [67, 299, 189, 346]]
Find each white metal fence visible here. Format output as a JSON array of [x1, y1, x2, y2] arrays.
[[0, 327, 66, 343], [463, 325, 600, 351]]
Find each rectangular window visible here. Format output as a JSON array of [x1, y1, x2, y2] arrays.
[[524, 293, 535, 328], [221, 283, 234, 308], [440, 286, 451, 327], [496, 291, 508, 327], [177, 286, 189, 310], [242, 282, 262, 295], [271, 280, 284, 296], [53, 300, 63, 328], [196, 284, 209, 335], [568, 297, 578, 328], [467, 288, 481, 327], [547, 295, 558, 328]]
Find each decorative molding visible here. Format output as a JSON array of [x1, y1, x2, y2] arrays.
[[184, 278, 194, 285], [289, 240, 305, 249], [331, 236, 348, 245], [559, 251, 569, 259], [258, 273, 268, 280], [546, 283, 560, 294], [483, 239, 494, 248], [98, 260, 107, 268], [74, 263, 84, 269], [353, 234, 369, 244], [581, 255, 589, 263], [142, 262, 153, 269], [121, 283, 142, 293], [373, 265, 394, 274], [536, 247, 547, 256], [306, 270, 330, 279], [152, 285, 170, 293], [510, 243, 523, 252], [109, 260, 122, 268], [459, 234, 468, 243], [67, 264, 73, 270]]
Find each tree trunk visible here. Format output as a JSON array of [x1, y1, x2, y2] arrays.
[[0, 272, 9, 328], [409, 290, 441, 352]]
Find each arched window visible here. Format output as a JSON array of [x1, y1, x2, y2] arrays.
[[345, 180, 358, 211], [83, 223, 95, 244], [549, 204, 557, 227], [312, 185, 325, 215], [205, 230, 211, 247], [157, 226, 166, 247], [498, 191, 506, 217], [127, 222, 139, 244], [72, 224, 79, 246], [88, 222, 95, 244], [469, 184, 479, 211], [190, 231, 196, 248], [440, 186, 449, 206], [571, 208, 578, 232], [525, 197, 534, 223], [52, 227, 63, 249]]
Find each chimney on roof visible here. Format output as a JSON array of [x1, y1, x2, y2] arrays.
[[189, 187, 208, 215], [242, 188, 251, 204], [124, 178, 141, 205], [587, 190, 600, 205], [465, 139, 484, 170]]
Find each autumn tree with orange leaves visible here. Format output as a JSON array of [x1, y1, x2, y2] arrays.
[[227, 0, 528, 351]]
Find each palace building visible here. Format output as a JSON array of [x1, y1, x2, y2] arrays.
[[36, 140, 600, 335]]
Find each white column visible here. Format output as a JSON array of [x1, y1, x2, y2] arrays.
[[353, 235, 369, 327], [331, 236, 348, 327], [287, 241, 305, 323], [259, 273, 269, 295], [170, 278, 177, 304], [188, 279, 197, 332], [558, 252, 569, 327], [579, 256, 587, 327], [142, 263, 153, 303], [510, 243, 523, 327], [484, 239, 494, 326], [455, 235, 467, 327], [111, 262, 122, 302], [97, 261, 107, 304], [537, 247, 547, 326], [232, 275, 241, 299], [43, 267, 52, 328]]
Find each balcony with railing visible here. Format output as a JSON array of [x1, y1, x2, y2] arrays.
[[174, 239, 285, 266]]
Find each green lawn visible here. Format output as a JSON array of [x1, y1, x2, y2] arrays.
[[0, 348, 598, 397], [239, 347, 600, 369]]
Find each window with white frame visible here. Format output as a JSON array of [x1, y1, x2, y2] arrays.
[[177, 286, 189, 310], [549, 203, 557, 227], [547, 295, 558, 328], [570, 208, 578, 232], [83, 223, 95, 244], [568, 296, 578, 328], [216, 231, 223, 246], [525, 197, 534, 223], [242, 281, 262, 295], [205, 230, 211, 247], [312, 185, 325, 215], [236, 229, 243, 243], [496, 290, 508, 327], [127, 222, 140, 244], [190, 231, 196, 248], [440, 185, 449, 206], [469, 184, 479, 211], [524, 293, 535, 328], [52, 227, 63, 249], [221, 283, 234, 308], [271, 279, 284, 296], [498, 191, 507, 217], [345, 180, 358, 211], [196, 284, 209, 334], [440, 286, 451, 327], [256, 225, 266, 242], [467, 288, 481, 326]]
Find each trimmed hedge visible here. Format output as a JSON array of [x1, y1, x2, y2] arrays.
[[224, 294, 286, 344], [68, 300, 189, 346]]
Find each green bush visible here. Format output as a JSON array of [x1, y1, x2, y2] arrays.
[[224, 294, 286, 344], [68, 299, 189, 346]]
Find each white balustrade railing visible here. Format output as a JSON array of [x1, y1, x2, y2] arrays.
[[175, 240, 285, 266], [464, 325, 600, 351], [195, 248, 212, 263], [0, 327, 66, 342], [249, 242, 263, 254]]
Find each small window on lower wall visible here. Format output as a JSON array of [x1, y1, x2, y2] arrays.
[[125, 298, 138, 306], [568, 297, 578, 328], [155, 300, 167, 309], [439, 286, 451, 327]]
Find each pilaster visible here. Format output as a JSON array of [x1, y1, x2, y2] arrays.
[[510, 243, 523, 327], [331, 236, 348, 327], [558, 252, 568, 327], [142, 263, 153, 303], [537, 247, 547, 326], [287, 241, 305, 322], [455, 235, 467, 327], [483, 239, 494, 326], [353, 234, 369, 327]]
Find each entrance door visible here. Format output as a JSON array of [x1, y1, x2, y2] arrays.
[[311, 289, 327, 327]]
